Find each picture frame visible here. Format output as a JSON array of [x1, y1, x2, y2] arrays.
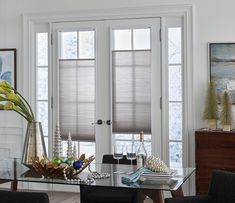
[[0, 49, 17, 89], [209, 43, 235, 103]]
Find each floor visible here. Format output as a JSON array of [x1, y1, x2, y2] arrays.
[[48, 192, 80, 203], [0, 183, 153, 203], [46, 191, 152, 203]]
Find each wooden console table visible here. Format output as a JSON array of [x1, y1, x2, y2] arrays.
[[196, 130, 235, 194]]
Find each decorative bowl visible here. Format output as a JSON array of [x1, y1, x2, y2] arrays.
[[31, 154, 95, 179]]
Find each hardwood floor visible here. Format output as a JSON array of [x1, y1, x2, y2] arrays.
[[47, 192, 80, 203]]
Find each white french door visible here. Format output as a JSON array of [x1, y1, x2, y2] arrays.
[[107, 19, 162, 159], [52, 18, 161, 163]]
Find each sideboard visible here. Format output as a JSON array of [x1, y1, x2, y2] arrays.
[[195, 130, 235, 194]]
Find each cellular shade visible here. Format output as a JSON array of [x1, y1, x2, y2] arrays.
[[59, 59, 95, 141], [112, 50, 151, 134]]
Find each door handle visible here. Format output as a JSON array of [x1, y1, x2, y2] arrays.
[[92, 119, 103, 125], [106, 120, 112, 125]]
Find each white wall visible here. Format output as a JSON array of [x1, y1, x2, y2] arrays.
[[0, 0, 235, 181]]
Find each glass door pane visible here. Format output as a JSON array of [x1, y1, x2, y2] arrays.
[[53, 24, 97, 160], [109, 18, 161, 157]]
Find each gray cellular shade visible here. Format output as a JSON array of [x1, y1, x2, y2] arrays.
[[112, 50, 151, 134], [59, 59, 95, 141]]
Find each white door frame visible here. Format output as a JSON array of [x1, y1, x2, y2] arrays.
[[23, 4, 194, 193]]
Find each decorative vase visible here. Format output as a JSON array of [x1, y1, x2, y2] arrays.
[[22, 121, 47, 168], [223, 125, 231, 132], [207, 119, 217, 130]]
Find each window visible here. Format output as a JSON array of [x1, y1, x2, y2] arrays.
[[35, 28, 97, 159], [167, 25, 183, 168], [114, 134, 152, 155], [58, 30, 96, 158], [112, 28, 152, 154], [32, 15, 187, 166], [35, 32, 49, 154]]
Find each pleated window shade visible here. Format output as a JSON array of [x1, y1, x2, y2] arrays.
[[59, 59, 95, 141], [112, 50, 151, 134]]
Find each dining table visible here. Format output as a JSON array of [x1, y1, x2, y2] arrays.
[[0, 158, 195, 203]]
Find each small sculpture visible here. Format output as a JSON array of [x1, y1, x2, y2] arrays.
[[146, 155, 169, 173], [220, 91, 233, 131], [203, 81, 219, 130], [73, 143, 78, 159], [53, 124, 62, 158], [67, 132, 73, 159]]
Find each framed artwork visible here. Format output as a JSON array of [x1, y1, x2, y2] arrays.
[[0, 49, 16, 89], [209, 43, 235, 103]]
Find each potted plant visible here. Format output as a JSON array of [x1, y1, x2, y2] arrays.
[[0, 81, 35, 122], [220, 91, 233, 131], [0, 81, 47, 167], [203, 81, 219, 130]]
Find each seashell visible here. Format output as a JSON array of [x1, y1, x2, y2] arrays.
[[146, 155, 169, 173]]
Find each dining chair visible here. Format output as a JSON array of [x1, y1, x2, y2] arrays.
[[80, 154, 145, 203], [0, 190, 49, 203], [165, 170, 235, 203]]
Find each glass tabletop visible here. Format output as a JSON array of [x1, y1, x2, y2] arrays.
[[0, 158, 195, 191]]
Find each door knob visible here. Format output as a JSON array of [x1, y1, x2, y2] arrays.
[[92, 119, 103, 125], [97, 119, 103, 125], [106, 120, 112, 125]]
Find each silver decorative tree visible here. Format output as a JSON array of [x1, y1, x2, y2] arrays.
[[73, 143, 78, 159], [67, 132, 73, 159], [53, 124, 62, 158]]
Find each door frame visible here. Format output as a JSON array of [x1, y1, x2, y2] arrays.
[[51, 18, 162, 162], [23, 5, 194, 182]]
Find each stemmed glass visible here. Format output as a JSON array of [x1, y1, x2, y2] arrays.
[[126, 145, 136, 173], [113, 145, 123, 173]]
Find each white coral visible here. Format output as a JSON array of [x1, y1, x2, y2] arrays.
[[146, 155, 170, 173]]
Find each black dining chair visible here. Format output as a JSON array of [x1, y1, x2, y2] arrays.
[[102, 154, 137, 165], [165, 170, 235, 203], [0, 190, 49, 203], [80, 154, 145, 203]]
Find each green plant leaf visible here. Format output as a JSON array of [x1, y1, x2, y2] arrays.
[[0, 81, 35, 122]]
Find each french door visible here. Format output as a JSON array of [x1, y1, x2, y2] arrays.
[[52, 18, 161, 163]]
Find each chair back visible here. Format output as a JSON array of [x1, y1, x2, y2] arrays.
[[102, 154, 136, 165], [0, 191, 49, 203], [208, 170, 235, 203], [80, 154, 144, 203]]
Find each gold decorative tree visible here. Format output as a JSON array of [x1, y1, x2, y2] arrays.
[[203, 81, 219, 130], [220, 91, 233, 131]]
